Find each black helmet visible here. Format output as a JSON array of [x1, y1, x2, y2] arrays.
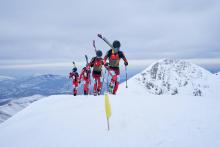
[[113, 40, 121, 48], [96, 50, 102, 57], [72, 67, 77, 72]]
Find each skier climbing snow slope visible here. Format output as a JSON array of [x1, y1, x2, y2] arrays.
[[0, 67, 220, 147]]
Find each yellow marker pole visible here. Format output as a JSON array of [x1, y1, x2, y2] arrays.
[[105, 93, 111, 131]]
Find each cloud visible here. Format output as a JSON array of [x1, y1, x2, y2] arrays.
[[0, 0, 220, 61]]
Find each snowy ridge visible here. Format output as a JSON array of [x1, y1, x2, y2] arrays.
[[134, 59, 216, 96]]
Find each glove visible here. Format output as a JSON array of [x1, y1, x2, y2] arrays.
[[78, 80, 81, 84], [124, 62, 128, 66]]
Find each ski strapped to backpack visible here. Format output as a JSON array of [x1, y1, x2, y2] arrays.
[[85, 55, 89, 65], [125, 66, 128, 88], [93, 57, 103, 72], [72, 61, 76, 67], [97, 34, 115, 50], [93, 40, 97, 52], [100, 68, 107, 93]]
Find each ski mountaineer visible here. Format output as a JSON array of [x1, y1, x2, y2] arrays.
[[86, 50, 106, 96], [79, 66, 91, 95], [104, 40, 128, 94], [69, 62, 80, 96]]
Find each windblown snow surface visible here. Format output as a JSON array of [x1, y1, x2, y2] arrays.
[[0, 77, 220, 147]]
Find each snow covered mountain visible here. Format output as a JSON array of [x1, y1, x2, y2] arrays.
[[0, 78, 220, 147], [0, 74, 72, 100], [135, 59, 217, 96]]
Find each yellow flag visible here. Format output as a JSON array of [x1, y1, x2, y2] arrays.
[[105, 93, 111, 119]]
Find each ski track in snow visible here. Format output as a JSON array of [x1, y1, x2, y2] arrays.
[[0, 80, 220, 147]]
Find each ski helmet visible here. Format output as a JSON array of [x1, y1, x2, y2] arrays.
[[72, 67, 77, 72], [96, 50, 103, 57], [113, 40, 121, 48]]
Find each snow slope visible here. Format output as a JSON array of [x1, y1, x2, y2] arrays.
[[0, 80, 220, 147], [0, 95, 43, 123]]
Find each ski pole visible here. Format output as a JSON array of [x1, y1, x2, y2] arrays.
[[107, 70, 109, 92], [125, 66, 128, 88], [100, 69, 106, 93], [85, 55, 89, 65]]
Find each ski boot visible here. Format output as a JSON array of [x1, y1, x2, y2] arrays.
[[97, 89, 101, 95], [84, 90, 88, 95], [73, 88, 77, 96]]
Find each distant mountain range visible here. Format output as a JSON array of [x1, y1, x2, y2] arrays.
[[0, 74, 72, 102], [0, 72, 127, 104], [0, 75, 15, 81], [0, 74, 74, 123]]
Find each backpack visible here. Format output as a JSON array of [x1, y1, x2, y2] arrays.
[[92, 57, 103, 72], [70, 72, 79, 81], [84, 68, 91, 78], [109, 50, 120, 67]]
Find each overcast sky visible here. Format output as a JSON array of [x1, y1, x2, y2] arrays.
[[0, 0, 220, 63]]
